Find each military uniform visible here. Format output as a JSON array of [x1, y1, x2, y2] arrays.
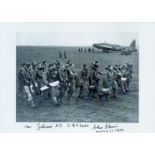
[[47, 65, 58, 82], [47, 65, 59, 105], [64, 51, 67, 58], [78, 65, 88, 98], [126, 63, 133, 90], [118, 65, 128, 94], [88, 66, 98, 98], [114, 66, 123, 90], [31, 62, 39, 92], [35, 67, 44, 88], [18, 64, 36, 107], [59, 51, 62, 58], [34, 65, 49, 97], [99, 72, 112, 101], [65, 64, 75, 100], [57, 66, 67, 104], [108, 67, 118, 98]]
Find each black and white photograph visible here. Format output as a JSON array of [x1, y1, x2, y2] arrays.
[[1, 1, 155, 154], [16, 31, 139, 123], [1, 22, 155, 133]]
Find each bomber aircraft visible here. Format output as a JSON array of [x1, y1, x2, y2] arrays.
[[93, 40, 137, 54]]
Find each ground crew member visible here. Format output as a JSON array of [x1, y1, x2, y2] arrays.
[[118, 65, 128, 94], [59, 51, 62, 58], [35, 65, 44, 89], [47, 64, 59, 105], [42, 60, 48, 72], [31, 61, 38, 92], [108, 66, 118, 98], [126, 63, 133, 91], [78, 64, 88, 98], [99, 72, 112, 101], [64, 51, 67, 58], [18, 63, 36, 108], [88, 64, 99, 98], [57, 64, 67, 104], [65, 62, 75, 101]]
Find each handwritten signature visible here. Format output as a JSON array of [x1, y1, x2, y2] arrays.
[[23, 123, 124, 133], [93, 124, 124, 133]]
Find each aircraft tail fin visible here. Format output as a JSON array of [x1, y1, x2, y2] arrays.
[[129, 40, 136, 48]]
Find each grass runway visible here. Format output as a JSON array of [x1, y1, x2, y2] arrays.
[[16, 46, 139, 122]]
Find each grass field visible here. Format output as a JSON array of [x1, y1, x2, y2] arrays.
[[16, 46, 139, 122]]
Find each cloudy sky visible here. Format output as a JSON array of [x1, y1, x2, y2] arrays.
[[17, 32, 139, 47]]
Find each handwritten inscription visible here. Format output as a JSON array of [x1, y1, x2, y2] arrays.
[[37, 123, 53, 130], [67, 123, 89, 128], [23, 123, 124, 133], [93, 124, 124, 133], [24, 125, 32, 129]]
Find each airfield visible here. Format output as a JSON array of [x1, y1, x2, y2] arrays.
[[16, 46, 139, 122]]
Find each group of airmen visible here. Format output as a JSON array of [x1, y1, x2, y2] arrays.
[[79, 48, 95, 53], [58, 48, 95, 59], [59, 51, 67, 59], [18, 58, 133, 108]]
